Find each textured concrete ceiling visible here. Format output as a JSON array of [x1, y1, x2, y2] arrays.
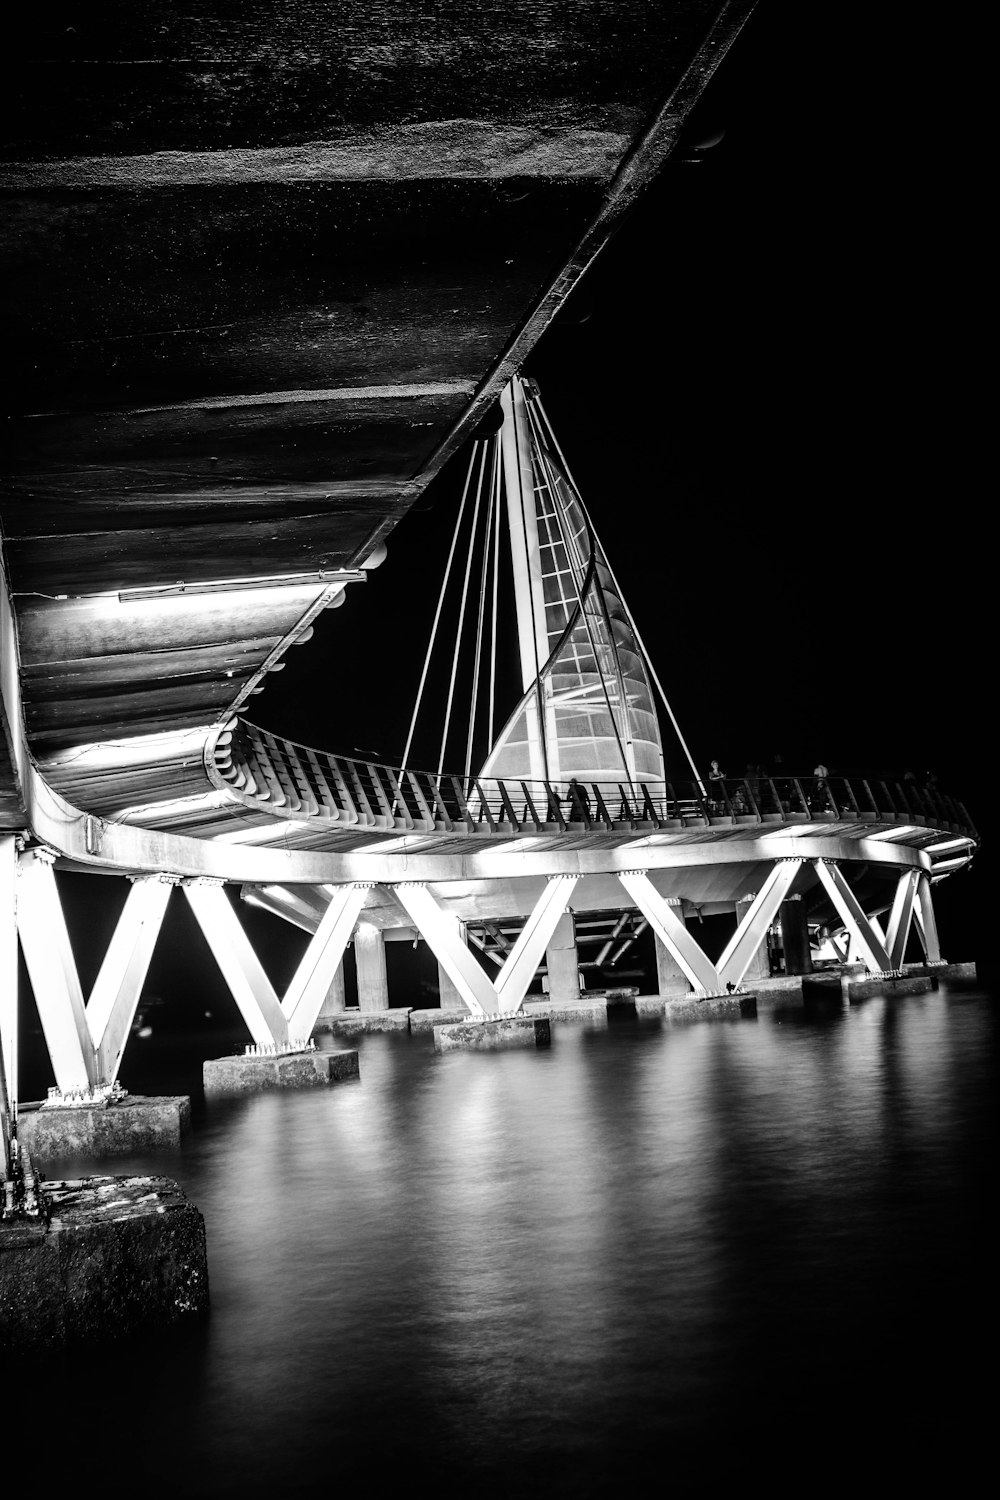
[[1, 2, 756, 829]]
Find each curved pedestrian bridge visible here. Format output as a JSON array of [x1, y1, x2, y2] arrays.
[[38, 713, 977, 884], [207, 719, 977, 851]]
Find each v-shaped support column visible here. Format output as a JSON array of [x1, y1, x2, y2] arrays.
[[717, 860, 804, 990], [392, 876, 579, 1017], [2, 837, 18, 1162], [184, 879, 368, 1047], [15, 852, 172, 1092], [184, 880, 289, 1047], [885, 869, 920, 970], [913, 872, 943, 963], [843, 912, 886, 962], [281, 884, 369, 1039], [618, 871, 720, 993], [812, 860, 892, 972]]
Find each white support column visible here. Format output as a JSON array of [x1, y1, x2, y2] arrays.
[[90, 876, 174, 1084], [354, 922, 390, 1011], [913, 872, 943, 963], [812, 860, 892, 972], [717, 860, 803, 990], [438, 957, 469, 1013], [495, 875, 579, 1012], [282, 884, 368, 1040], [15, 849, 97, 1092], [1, 837, 18, 1153], [618, 871, 721, 993], [885, 870, 920, 970], [318, 961, 347, 1020], [392, 884, 498, 1017], [183, 879, 289, 1047], [500, 377, 550, 782]]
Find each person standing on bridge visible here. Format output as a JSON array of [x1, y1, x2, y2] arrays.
[[811, 762, 830, 813], [565, 778, 591, 821]]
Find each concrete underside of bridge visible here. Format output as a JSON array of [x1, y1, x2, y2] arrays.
[[2, 1, 755, 779]]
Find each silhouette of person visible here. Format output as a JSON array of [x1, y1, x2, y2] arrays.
[[811, 763, 830, 812], [565, 778, 591, 820]]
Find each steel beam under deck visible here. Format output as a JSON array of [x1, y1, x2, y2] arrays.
[[885, 869, 920, 971], [618, 870, 721, 993], [716, 859, 803, 991], [813, 861, 893, 973], [392, 875, 578, 1017], [15, 853, 173, 1093]]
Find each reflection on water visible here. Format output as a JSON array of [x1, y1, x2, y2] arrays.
[[10, 982, 995, 1497]]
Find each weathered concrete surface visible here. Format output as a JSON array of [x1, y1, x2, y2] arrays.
[[317, 1008, 411, 1034], [636, 993, 757, 1024], [0, 1175, 208, 1348], [587, 986, 639, 1006], [904, 960, 978, 980], [409, 1007, 473, 1033], [434, 1017, 551, 1053], [802, 973, 847, 1000], [521, 997, 609, 1027], [751, 975, 806, 1009], [203, 1048, 359, 1094], [846, 975, 935, 1002], [17, 1095, 190, 1164]]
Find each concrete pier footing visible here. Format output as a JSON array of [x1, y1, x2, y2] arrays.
[[433, 1017, 551, 1052], [315, 1007, 411, 1035], [751, 975, 807, 1008], [1, 1175, 208, 1349], [409, 1007, 474, 1032], [17, 1094, 191, 1164], [845, 975, 934, 1002], [203, 1048, 359, 1094], [904, 960, 978, 980], [802, 967, 939, 1004], [636, 992, 757, 1023], [522, 997, 608, 1027]]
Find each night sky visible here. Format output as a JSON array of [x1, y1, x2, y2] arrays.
[[253, 8, 991, 969]]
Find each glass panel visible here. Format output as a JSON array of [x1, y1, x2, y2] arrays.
[[479, 393, 665, 791]]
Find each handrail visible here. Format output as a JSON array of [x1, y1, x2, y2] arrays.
[[210, 721, 980, 846]]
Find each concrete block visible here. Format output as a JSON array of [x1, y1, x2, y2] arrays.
[[433, 1017, 551, 1052], [637, 994, 757, 1024], [586, 987, 639, 1005], [751, 975, 806, 1010], [846, 975, 935, 1002], [408, 1008, 472, 1033], [1, 1175, 208, 1349], [753, 974, 806, 994], [521, 997, 608, 1026], [203, 1048, 359, 1094], [802, 974, 847, 1002], [18, 1095, 190, 1164], [904, 960, 978, 980], [315, 1007, 411, 1035]]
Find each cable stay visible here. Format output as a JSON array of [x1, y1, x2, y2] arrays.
[[400, 375, 702, 803]]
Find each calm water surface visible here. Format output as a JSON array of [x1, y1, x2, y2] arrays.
[[12, 981, 996, 1497]]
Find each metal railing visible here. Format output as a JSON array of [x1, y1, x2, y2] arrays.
[[211, 722, 979, 844]]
